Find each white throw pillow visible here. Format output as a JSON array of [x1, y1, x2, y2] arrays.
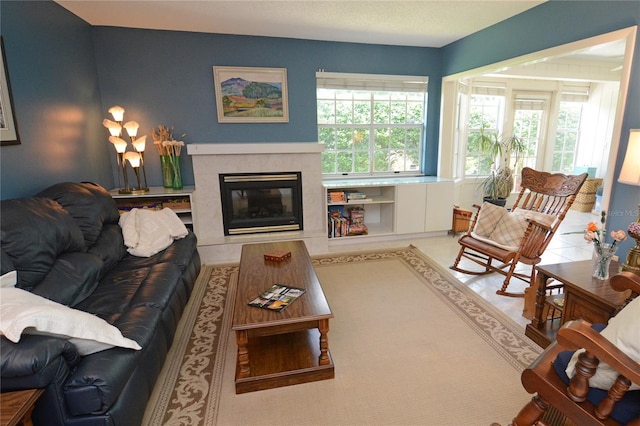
[[0, 271, 17, 288], [0, 287, 142, 355], [565, 296, 640, 391], [473, 202, 508, 237]]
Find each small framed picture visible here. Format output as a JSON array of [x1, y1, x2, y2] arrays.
[[213, 66, 289, 123], [0, 37, 20, 146]]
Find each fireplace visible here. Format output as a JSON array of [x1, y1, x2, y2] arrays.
[[219, 172, 303, 235]]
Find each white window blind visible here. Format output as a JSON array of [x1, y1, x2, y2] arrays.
[[316, 72, 428, 93], [560, 83, 591, 102]]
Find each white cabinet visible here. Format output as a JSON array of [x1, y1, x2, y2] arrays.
[[425, 182, 455, 232], [396, 184, 427, 234], [109, 186, 196, 232], [323, 177, 453, 242]]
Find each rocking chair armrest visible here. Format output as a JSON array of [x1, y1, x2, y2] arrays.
[[557, 320, 640, 385], [610, 271, 640, 297], [464, 204, 484, 236], [518, 219, 554, 256]]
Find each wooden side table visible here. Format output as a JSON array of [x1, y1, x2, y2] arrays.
[[0, 389, 44, 426], [525, 260, 630, 348]]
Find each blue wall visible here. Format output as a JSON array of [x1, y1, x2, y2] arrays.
[[442, 0, 640, 269], [1, 0, 639, 261], [0, 1, 111, 199], [91, 28, 442, 185]]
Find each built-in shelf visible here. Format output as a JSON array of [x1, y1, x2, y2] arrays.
[[109, 186, 196, 231], [324, 177, 454, 243]]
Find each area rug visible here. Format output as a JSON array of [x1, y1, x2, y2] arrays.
[[143, 246, 542, 425]]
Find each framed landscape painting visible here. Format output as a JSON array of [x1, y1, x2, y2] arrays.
[[0, 37, 20, 145], [213, 66, 289, 123]]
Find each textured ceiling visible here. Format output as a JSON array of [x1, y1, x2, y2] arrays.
[[55, 0, 545, 48]]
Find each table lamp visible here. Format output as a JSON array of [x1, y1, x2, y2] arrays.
[[618, 129, 640, 276]]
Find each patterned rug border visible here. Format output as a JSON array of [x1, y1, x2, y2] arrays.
[[144, 245, 542, 425]]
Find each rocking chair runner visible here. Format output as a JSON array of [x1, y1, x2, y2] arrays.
[[450, 167, 587, 296]]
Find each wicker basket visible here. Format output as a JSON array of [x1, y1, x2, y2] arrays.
[[452, 207, 473, 233], [571, 178, 602, 212]]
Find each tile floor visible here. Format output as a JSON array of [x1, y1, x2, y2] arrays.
[[329, 208, 598, 328]]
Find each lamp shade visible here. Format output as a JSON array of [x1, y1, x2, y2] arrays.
[[618, 129, 640, 186], [102, 119, 122, 137], [108, 105, 125, 122], [108, 136, 127, 153], [132, 135, 147, 152], [123, 121, 139, 138], [124, 151, 141, 168]]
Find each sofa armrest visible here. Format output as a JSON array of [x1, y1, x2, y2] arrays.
[[1, 335, 80, 390]]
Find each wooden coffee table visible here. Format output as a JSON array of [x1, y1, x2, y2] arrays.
[[232, 240, 334, 394]]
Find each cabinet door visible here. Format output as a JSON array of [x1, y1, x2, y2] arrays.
[[425, 182, 454, 232], [395, 184, 427, 234]]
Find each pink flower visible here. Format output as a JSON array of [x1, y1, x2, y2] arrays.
[[610, 230, 627, 242], [584, 231, 595, 243]]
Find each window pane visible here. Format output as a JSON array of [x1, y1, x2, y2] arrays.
[[317, 75, 427, 177], [322, 152, 337, 173], [319, 128, 336, 150], [337, 152, 353, 173]]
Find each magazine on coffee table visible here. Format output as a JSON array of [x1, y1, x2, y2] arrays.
[[248, 284, 306, 312]]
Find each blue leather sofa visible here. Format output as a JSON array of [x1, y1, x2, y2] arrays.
[[0, 182, 201, 425]]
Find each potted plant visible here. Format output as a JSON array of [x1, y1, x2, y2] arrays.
[[474, 129, 526, 206]]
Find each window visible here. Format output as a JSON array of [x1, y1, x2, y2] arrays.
[[317, 72, 428, 177], [553, 102, 582, 173], [465, 90, 504, 176]]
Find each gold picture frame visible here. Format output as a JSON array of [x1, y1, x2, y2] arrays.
[[0, 37, 20, 146], [213, 66, 289, 123]]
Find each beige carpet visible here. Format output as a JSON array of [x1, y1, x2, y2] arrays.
[[144, 246, 542, 425]]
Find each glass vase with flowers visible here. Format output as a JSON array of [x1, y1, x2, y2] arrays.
[[584, 211, 627, 280], [152, 125, 185, 189]]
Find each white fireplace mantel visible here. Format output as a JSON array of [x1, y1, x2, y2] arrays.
[[187, 143, 324, 156], [188, 142, 327, 263]]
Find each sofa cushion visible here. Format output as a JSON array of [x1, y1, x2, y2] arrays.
[[86, 224, 127, 278], [37, 182, 121, 249], [0, 288, 141, 355], [32, 252, 103, 307], [1, 249, 15, 275], [1, 198, 86, 290], [75, 262, 183, 320]]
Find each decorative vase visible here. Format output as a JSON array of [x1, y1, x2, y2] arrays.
[[592, 243, 617, 280], [622, 207, 640, 276], [160, 155, 173, 188], [171, 156, 183, 190]]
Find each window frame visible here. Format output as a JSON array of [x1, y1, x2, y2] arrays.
[[316, 72, 428, 178]]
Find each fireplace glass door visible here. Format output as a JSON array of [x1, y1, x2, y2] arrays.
[[219, 172, 303, 235]]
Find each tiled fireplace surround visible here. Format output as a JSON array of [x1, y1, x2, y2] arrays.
[[187, 143, 328, 263]]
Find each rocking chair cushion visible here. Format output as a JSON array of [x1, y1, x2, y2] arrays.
[[473, 202, 508, 237], [490, 209, 556, 248], [566, 296, 640, 391], [471, 207, 558, 251]]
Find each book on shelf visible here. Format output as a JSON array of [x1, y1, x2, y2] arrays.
[[347, 198, 373, 203], [248, 284, 306, 312], [328, 191, 346, 203], [346, 191, 367, 199]]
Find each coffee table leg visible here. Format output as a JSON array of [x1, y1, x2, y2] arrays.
[[236, 330, 251, 378], [318, 319, 330, 366]]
